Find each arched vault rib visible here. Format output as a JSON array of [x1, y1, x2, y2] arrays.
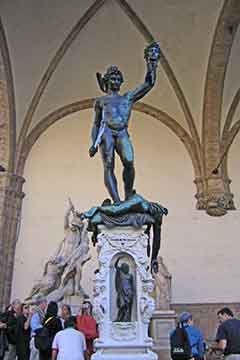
[[16, 0, 106, 167], [221, 87, 240, 183], [17, 99, 199, 180], [222, 87, 240, 141], [114, 0, 202, 170], [221, 118, 240, 198], [202, 0, 240, 175], [222, 118, 240, 159], [133, 103, 201, 177], [0, 18, 16, 172]]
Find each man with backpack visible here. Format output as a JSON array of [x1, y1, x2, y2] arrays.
[[170, 312, 205, 360]]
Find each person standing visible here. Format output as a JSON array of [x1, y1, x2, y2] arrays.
[[29, 297, 47, 360], [52, 316, 86, 360], [39, 302, 62, 360], [0, 311, 8, 360], [214, 307, 240, 359], [178, 312, 205, 360], [15, 304, 32, 360], [76, 301, 98, 359], [5, 299, 22, 360], [59, 305, 71, 329]]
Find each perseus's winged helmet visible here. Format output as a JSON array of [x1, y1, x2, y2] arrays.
[[96, 65, 124, 93]]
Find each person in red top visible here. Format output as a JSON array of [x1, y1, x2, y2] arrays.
[[76, 301, 98, 359]]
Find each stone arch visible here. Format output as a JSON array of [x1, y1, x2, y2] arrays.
[[0, 19, 22, 309], [17, 99, 199, 181]]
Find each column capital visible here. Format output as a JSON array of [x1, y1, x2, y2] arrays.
[[194, 175, 235, 215]]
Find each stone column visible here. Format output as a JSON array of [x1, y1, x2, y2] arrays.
[[0, 172, 25, 309], [0, 23, 21, 309], [0, 59, 10, 170], [201, 2, 239, 217], [0, 27, 16, 174]]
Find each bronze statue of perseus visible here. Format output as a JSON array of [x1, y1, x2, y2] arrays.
[[89, 42, 161, 203]]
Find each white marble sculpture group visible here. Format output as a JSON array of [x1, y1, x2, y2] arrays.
[[27, 199, 90, 303]]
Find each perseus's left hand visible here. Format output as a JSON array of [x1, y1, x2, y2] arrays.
[[151, 259, 159, 273], [144, 42, 161, 68]]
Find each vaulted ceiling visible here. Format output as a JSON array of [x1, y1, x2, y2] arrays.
[[1, 0, 240, 215]]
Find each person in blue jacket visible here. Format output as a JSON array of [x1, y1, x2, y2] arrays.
[[179, 312, 205, 360]]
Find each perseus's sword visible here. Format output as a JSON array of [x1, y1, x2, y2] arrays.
[[93, 72, 107, 149], [93, 118, 105, 149]]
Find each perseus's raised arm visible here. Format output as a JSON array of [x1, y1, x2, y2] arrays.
[[129, 64, 157, 103], [128, 42, 161, 103]]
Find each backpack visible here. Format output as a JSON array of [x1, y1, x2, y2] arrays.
[[34, 317, 53, 352], [5, 310, 17, 345], [170, 323, 192, 360]]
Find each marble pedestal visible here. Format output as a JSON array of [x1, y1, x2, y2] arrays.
[[151, 310, 177, 360], [91, 226, 158, 360]]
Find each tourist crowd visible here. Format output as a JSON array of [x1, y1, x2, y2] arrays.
[[0, 297, 240, 360], [0, 298, 98, 360]]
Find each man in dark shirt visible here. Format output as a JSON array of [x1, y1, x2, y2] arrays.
[[215, 307, 240, 359], [1, 299, 23, 360]]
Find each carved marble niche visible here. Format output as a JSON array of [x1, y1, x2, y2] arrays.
[[110, 253, 137, 323], [92, 226, 157, 360]]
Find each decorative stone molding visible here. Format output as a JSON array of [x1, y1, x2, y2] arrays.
[[140, 279, 156, 344], [111, 322, 137, 341], [194, 174, 236, 216]]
